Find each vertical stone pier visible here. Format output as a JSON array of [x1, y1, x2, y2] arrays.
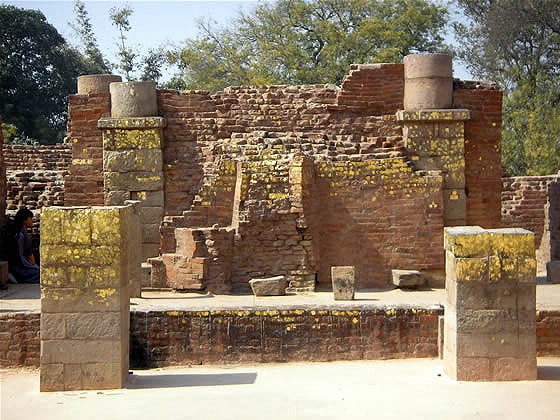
[[443, 226, 537, 381], [547, 180, 560, 283], [40, 206, 132, 391], [397, 54, 470, 226], [0, 114, 6, 227], [99, 80, 165, 261]]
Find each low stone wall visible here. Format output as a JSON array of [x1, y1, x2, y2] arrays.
[[2, 308, 559, 368]]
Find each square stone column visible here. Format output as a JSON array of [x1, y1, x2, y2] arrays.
[[98, 117, 166, 261], [548, 180, 560, 283], [40, 206, 132, 391], [443, 226, 537, 381], [397, 110, 470, 226]]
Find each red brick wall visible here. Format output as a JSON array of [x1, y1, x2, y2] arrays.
[[0, 313, 40, 368], [453, 81, 502, 229], [129, 307, 442, 367], [3, 309, 558, 368], [3, 144, 71, 171], [502, 176, 559, 271], [64, 93, 110, 206]]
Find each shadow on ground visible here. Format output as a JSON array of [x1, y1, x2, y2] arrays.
[[126, 372, 258, 389]]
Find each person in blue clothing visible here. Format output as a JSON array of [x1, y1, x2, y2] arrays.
[[9, 208, 40, 283]]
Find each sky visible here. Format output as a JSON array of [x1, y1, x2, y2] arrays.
[[2, 0, 472, 83]]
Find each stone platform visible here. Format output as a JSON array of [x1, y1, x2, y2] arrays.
[[1, 282, 559, 369]]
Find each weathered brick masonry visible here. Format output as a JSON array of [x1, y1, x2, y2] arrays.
[[502, 176, 560, 272], [64, 63, 503, 291], [2, 309, 559, 368]]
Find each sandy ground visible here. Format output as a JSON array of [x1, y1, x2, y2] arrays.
[[2, 358, 560, 420]]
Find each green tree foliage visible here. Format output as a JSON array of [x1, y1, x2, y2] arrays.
[[69, 0, 111, 74], [0, 5, 89, 144], [168, 0, 449, 92], [455, 0, 560, 175], [140, 48, 167, 84], [110, 6, 137, 81]]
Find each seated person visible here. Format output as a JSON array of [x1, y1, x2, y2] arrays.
[[8, 208, 40, 284]]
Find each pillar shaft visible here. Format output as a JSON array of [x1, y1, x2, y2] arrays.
[[40, 206, 132, 391], [443, 226, 537, 381], [99, 117, 166, 262]]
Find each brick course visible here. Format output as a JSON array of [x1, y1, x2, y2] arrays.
[[2, 308, 559, 368]]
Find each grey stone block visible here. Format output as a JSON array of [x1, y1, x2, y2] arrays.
[[249, 276, 287, 296], [331, 266, 355, 300], [391, 269, 425, 288]]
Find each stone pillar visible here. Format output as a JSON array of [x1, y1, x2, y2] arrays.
[[125, 200, 142, 297], [40, 206, 132, 391], [403, 54, 453, 111], [547, 180, 560, 283], [443, 226, 537, 381], [99, 116, 165, 261], [397, 110, 470, 226]]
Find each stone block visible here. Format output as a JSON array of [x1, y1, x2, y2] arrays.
[[443, 188, 466, 224], [444, 226, 489, 258], [454, 256, 489, 282], [65, 312, 121, 339], [141, 206, 164, 224], [41, 287, 123, 313], [61, 208, 92, 245], [438, 316, 444, 360], [40, 363, 64, 392], [547, 260, 560, 284], [131, 190, 165, 207], [141, 262, 152, 287], [391, 269, 425, 288], [249, 276, 287, 296], [40, 313, 66, 340], [487, 228, 535, 258], [105, 190, 131, 206], [103, 149, 162, 172], [331, 266, 355, 301], [142, 223, 160, 243], [41, 340, 123, 364], [104, 171, 163, 192], [103, 128, 162, 151]]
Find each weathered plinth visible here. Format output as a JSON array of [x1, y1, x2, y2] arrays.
[[99, 117, 166, 261], [40, 206, 132, 391], [397, 110, 470, 226], [443, 226, 537, 381]]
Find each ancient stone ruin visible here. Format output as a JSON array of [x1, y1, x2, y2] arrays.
[[63, 54, 503, 294], [3, 54, 557, 389]]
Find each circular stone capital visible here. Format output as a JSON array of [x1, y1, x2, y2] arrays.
[[77, 74, 122, 94], [403, 54, 453, 110], [109, 81, 158, 118]]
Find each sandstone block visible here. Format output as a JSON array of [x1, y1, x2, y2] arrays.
[[104, 171, 163, 192], [131, 190, 164, 207], [40, 363, 64, 392], [391, 269, 425, 288], [103, 128, 162, 151], [141, 262, 152, 287], [249, 276, 287, 296], [444, 226, 489, 258], [331, 266, 355, 300], [109, 81, 157, 118]]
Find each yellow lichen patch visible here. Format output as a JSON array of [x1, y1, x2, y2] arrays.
[[88, 265, 120, 287], [91, 208, 121, 246], [444, 227, 490, 258], [455, 257, 488, 282], [40, 208, 63, 245], [487, 229, 535, 258], [62, 208, 92, 245], [489, 256, 501, 282], [104, 128, 162, 150], [518, 256, 537, 283], [40, 266, 67, 287]]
